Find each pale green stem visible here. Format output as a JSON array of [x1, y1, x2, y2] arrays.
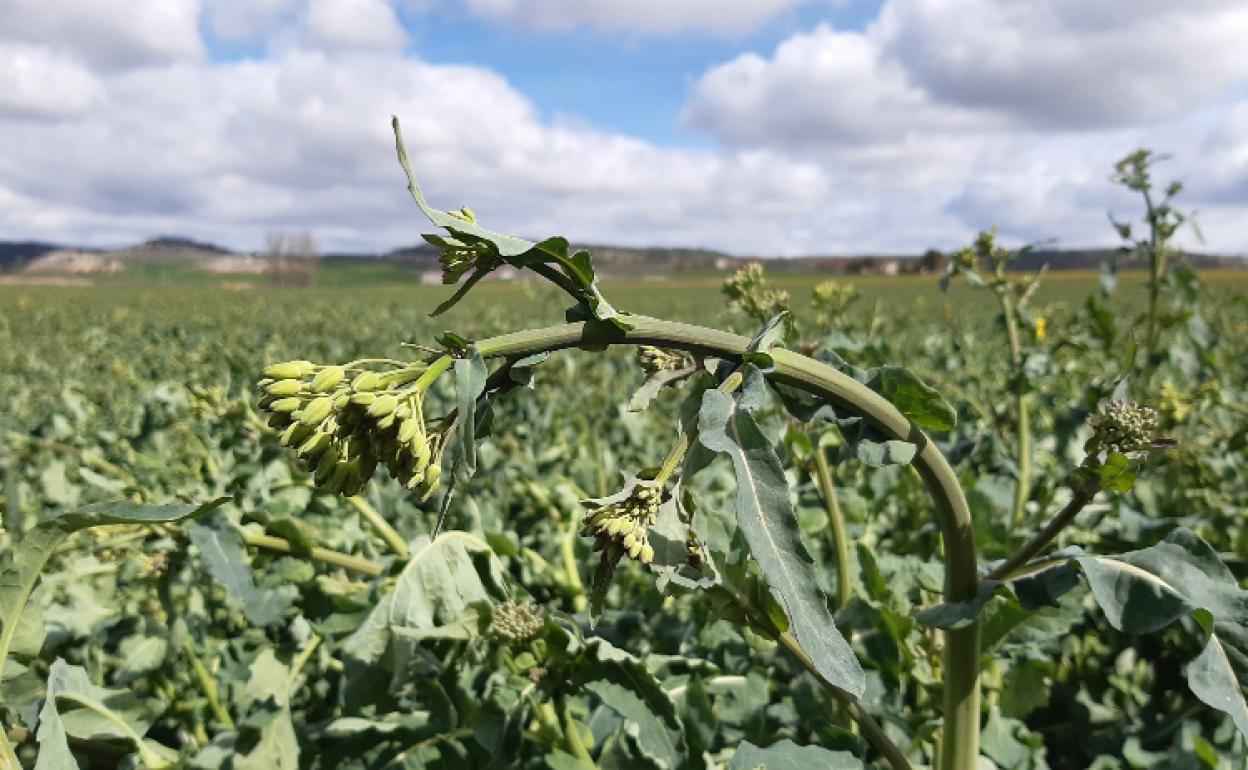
[[560, 524, 587, 613], [555, 693, 595, 766], [286, 634, 322, 695], [994, 276, 1031, 532], [239, 530, 384, 577], [182, 638, 234, 731], [651, 369, 745, 486], [472, 317, 979, 770], [0, 731, 18, 770], [346, 496, 408, 557], [414, 354, 454, 393], [813, 434, 852, 611]]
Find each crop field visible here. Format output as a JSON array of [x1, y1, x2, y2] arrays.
[[2, 188, 1248, 768]]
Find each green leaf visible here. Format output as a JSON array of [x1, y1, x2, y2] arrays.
[[727, 739, 863, 769], [864, 366, 956, 432], [188, 517, 292, 626], [0, 498, 228, 679], [233, 650, 299, 770], [452, 347, 488, 477], [35, 659, 176, 769], [1074, 529, 1248, 739], [697, 381, 865, 697], [575, 639, 692, 770]]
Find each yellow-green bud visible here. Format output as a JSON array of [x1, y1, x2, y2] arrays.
[[367, 394, 399, 418], [266, 379, 303, 396], [311, 366, 345, 392], [352, 371, 383, 392], [264, 360, 315, 379], [279, 422, 310, 447], [314, 447, 341, 485], [272, 397, 302, 413], [398, 418, 422, 445], [299, 396, 333, 426], [639, 543, 654, 564], [298, 431, 332, 461], [350, 392, 376, 407]]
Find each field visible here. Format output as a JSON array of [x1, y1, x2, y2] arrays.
[[2, 260, 1248, 770]]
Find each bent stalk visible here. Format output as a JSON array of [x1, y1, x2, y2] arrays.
[[473, 316, 981, 770]]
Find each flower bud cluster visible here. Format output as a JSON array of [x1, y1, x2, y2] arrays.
[[1088, 400, 1160, 454], [257, 359, 444, 498], [636, 346, 690, 376], [580, 485, 660, 565], [490, 601, 545, 642]]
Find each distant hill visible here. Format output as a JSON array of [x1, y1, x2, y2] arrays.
[[0, 241, 60, 271], [2, 235, 1244, 277]]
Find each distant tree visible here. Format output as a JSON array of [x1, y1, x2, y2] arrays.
[[918, 248, 946, 273], [265, 230, 320, 287]]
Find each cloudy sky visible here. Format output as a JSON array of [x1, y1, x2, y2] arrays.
[[2, 0, 1247, 256]]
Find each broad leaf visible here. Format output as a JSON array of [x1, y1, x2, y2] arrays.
[[0, 498, 228, 676], [188, 517, 292, 626], [727, 739, 862, 769], [697, 379, 865, 697]]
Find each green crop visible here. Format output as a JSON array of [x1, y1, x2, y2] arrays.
[[1, 119, 1246, 770]]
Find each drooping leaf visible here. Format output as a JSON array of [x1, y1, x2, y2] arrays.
[[575, 639, 695, 770], [0, 498, 228, 677], [697, 380, 865, 697], [452, 347, 489, 477], [35, 659, 176, 769], [727, 739, 862, 769], [864, 365, 956, 432]]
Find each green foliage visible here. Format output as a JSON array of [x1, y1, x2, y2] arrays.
[[2, 138, 1247, 770]]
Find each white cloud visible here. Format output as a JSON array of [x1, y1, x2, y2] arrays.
[[208, 0, 300, 41], [0, 42, 105, 120], [682, 1, 1248, 254], [0, 49, 827, 255], [302, 0, 409, 50], [879, 0, 1248, 129], [0, 0, 204, 70], [460, 0, 827, 36]]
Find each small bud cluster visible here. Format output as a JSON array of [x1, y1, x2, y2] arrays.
[[722, 263, 790, 324], [1088, 400, 1160, 454], [580, 485, 659, 565], [637, 346, 690, 376], [257, 359, 444, 498], [490, 601, 545, 642], [429, 208, 503, 285]]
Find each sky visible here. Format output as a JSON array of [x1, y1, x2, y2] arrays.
[[1, 0, 1247, 257]]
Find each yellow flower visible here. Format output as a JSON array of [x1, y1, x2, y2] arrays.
[[1034, 316, 1047, 342]]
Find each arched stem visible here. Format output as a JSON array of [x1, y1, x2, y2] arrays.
[[473, 316, 980, 770]]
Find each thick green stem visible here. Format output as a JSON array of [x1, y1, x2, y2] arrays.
[[346, 496, 408, 558], [812, 435, 852, 611], [473, 317, 980, 770]]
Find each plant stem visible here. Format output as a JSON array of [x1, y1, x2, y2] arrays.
[[345, 495, 408, 557], [812, 434, 852, 611], [239, 530, 384, 577], [994, 279, 1031, 532], [473, 317, 980, 770], [555, 693, 595, 766], [1142, 186, 1164, 372], [560, 523, 588, 613], [0, 730, 19, 770], [652, 369, 745, 486], [183, 638, 235, 730], [987, 487, 1098, 581], [776, 631, 911, 770]]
